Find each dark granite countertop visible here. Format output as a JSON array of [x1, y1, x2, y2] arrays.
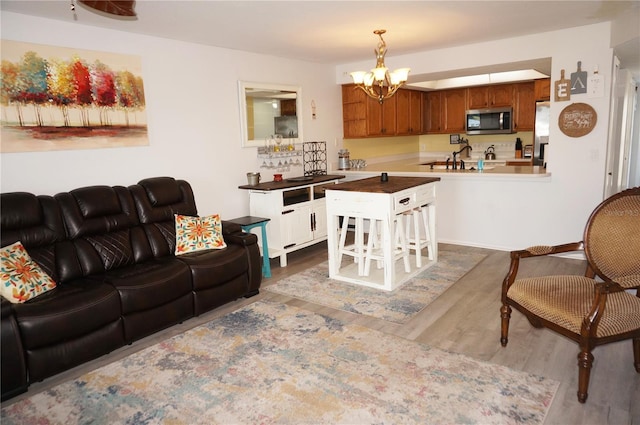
[[238, 174, 345, 191]]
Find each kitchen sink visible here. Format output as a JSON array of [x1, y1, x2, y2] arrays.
[[419, 163, 494, 171]]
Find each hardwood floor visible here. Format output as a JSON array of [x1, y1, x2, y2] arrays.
[[5, 243, 639, 424]]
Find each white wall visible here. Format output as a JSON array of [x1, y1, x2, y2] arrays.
[[337, 23, 615, 250], [1, 13, 618, 251], [0, 12, 343, 219]]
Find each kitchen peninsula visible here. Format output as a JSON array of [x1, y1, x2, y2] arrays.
[[337, 156, 550, 180]]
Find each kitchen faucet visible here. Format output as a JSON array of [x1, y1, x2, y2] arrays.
[[452, 144, 472, 170]]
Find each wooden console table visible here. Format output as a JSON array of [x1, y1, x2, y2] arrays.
[[325, 176, 440, 291]]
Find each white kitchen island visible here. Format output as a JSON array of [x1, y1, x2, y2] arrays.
[[325, 176, 440, 291]]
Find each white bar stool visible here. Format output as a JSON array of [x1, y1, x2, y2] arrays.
[[363, 214, 411, 277], [404, 204, 435, 267], [337, 216, 367, 276]]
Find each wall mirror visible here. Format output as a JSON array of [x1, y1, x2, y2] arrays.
[[238, 81, 303, 148]]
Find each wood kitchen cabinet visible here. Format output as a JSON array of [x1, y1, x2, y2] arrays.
[[513, 82, 536, 131], [467, 84, 513, 109], [424, 91, 443, 133], [534, 78, 551, 101], [342, 84, 424, 138], [342, 85, 368, 138], [424, 88, 466, 134], [396, 89, 423, 135], [442, 88, 467, 133], [366, 94, 397, 136]]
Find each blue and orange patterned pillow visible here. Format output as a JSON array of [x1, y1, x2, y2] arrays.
[[175, 214, 227, 255], [1, 241, 57, 303]]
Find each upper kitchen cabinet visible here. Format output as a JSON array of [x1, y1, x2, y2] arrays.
[[341, 84, 425, 138], [366, 94, 397, 136], [424, 91, 443, 133], [396, 89, 423, 135], [513, 82, 535, 131], [534, 78, 551, 101], [342, 85, 368, 138], [424, 88, 467, 134], [442, 88, 467, 133], [467, 84, 513, 109]]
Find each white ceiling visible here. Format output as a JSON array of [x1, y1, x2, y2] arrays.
[[2, 0, 639, 81]]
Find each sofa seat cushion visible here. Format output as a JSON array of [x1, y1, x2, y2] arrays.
[[102, 258, 192, 315], [176, 243, 249, 292], [13, 281, 121, 350]]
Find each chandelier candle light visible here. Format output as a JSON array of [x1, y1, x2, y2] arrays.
[[350, 29, 410, 104]]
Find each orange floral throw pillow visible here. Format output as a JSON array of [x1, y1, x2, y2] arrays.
[[1, 241, 56, 303], [174, 214, 227, 256]]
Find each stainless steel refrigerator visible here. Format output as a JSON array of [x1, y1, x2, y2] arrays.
[[534, 101, 550, 166]]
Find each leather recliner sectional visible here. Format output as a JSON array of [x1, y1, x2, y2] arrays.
[[0, 177, 262, 401]]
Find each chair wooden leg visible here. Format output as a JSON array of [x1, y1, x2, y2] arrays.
[[633, 338, 640, 373], [577, 349, 594, 403], [500, 304, 511, 347]]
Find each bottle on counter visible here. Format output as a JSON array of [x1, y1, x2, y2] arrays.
[[515, 138, 523, 158]]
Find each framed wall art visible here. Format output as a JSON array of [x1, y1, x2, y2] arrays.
[[0, 40, 148, 153], [558, 102, 597, 137]]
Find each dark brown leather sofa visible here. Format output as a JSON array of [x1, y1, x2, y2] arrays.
[[1, 177, 262, 401]]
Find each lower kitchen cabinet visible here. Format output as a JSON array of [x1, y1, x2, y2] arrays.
[[248, 178, 342, 267]]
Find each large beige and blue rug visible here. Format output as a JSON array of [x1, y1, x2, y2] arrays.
[[266, 249, 487, 323], [1, 301, 558, 425]]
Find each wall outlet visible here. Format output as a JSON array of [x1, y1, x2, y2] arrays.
[[420, 143, 426, 151]]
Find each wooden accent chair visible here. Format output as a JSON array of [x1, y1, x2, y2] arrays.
[[500, 187, 640, 403]]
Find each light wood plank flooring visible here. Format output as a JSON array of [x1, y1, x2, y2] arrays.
[[4, 243, 639, 424]]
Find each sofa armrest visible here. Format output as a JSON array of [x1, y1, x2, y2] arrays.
[[219, 220, 261, 294]]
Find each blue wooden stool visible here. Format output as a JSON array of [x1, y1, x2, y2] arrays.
[[227, 216, 271, 278]]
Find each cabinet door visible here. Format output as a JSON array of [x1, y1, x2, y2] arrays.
[[513, 82, 535, 131], [443, 88, 467, 133], [409, 90, 423, 134], [425, 91, 442, 133], [281, 205, 313, 248], [367, 95, 397, 136], [342, 85, 368, 138], [395, 89, 411, 135], [467, 86, 488, 109], [534, 78, 551, 101], [489, 84, 513, 107], [396, 89, 422, 135], [311, 199, 328, 239]]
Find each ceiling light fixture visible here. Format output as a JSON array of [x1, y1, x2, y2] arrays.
[[350, 29, 410, 104], [71, 0, 137, 17]]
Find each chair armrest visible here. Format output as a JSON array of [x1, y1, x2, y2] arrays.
[[512, 242, 585, 259], [501, 241, 585, 301]]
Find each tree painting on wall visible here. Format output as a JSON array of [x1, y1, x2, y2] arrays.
[[0, 40, 148, 153]]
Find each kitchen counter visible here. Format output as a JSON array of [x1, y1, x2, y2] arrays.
[[337, 157, 549, 180]]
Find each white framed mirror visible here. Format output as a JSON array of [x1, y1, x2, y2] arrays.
[[238, 81, 303, 148]]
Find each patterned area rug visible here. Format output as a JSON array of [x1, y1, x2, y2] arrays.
[[266, 249, 487, 323], [1, 301, 558, 425]]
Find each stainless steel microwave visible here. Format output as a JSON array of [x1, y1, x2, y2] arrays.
[[465, 107, 513, 135]]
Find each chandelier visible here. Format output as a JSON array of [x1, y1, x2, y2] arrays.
[[350, 30, 410, 104]]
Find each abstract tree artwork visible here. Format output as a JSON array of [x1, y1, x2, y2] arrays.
[[1, 40, 148, 153]]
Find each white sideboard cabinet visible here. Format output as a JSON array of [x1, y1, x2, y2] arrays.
[[240, 175, 344, 267]]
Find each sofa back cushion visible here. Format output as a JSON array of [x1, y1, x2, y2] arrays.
[[129, 177, 198, 258], [55, 186, 151, 275], [0, 192, 70, 282]]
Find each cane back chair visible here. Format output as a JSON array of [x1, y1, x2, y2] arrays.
[[500, 187, 640, 403]]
